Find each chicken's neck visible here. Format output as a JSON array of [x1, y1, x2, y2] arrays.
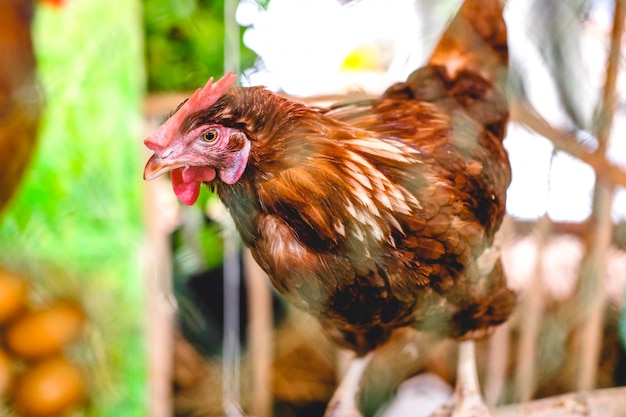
[[215, 101, 362, 246]]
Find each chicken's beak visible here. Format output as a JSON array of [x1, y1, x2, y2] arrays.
[[143, 154, 183, 181]]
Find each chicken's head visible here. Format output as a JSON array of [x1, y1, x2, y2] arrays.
[[143, 72, 250, 206]]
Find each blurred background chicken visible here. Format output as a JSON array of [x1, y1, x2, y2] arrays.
[[0, 0, 42, 213]]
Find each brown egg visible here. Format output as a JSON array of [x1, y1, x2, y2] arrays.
[[0, 348, 13, 396], [0, 270, 27, 324], [12, 357, 85, 417], [5, 301, 85, 360]]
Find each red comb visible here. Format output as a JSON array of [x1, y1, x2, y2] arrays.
[[145, 71, 238, 150]]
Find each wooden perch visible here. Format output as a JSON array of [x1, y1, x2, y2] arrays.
[[509, 99, 626, 190], [494, 387, 626, 417]]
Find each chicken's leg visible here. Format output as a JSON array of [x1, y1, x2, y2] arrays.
[[431, 340, 491, 417], [324, 352, 374, 417]]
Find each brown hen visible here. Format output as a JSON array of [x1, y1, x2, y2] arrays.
[[144, 0, 514, 415]]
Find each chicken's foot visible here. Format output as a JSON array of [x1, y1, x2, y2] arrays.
[[431, 340, 491, 417], [324, 351, 375, 417]]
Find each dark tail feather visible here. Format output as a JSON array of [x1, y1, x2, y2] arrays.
[[429, 0, 508, 83], [383, 0, 509, 139]]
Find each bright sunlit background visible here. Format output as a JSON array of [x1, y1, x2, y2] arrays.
[[235, 0, 626, 223]]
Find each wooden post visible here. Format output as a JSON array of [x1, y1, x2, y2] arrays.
[[574, 0, 623, 391]]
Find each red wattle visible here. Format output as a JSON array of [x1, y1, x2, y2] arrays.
[[171, 168, 201, 206], [182, 166, 216, 183]]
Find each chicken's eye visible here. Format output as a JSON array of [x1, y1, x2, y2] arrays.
[[202, 129, 219, 143]]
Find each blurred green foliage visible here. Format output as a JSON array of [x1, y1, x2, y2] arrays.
[[0, 1, 147, 416], [144, 0, 257, 91]]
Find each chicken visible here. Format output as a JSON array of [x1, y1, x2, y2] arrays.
[[144, 0, 514, 415]]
